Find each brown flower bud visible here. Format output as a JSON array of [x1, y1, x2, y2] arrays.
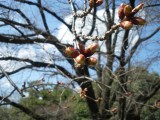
[[118, 3, 126, 20], [132, 2, 144, 15], [89, 0, 94, 7], [85, 43, 99, 57], [65, 47, 79, 58], [111, 107, 118, 113], [154, 100, 160, 108], [131, 17, 146, 25], [75, 54, 85, 65], [80, 89, 87, 98], [96, 0, 103, 6], [124, 5, 132, 18], [89, 0, 103, 7], [120, 21, 133, 30], [86, 57, 97, 66], [78, 43, 85, 54]]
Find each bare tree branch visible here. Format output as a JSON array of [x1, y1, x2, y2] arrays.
[[0, 34, 67, 48], [0, 17, 31, 29], [0, 3, 32, 25], [141, 26, 160, 41], [0, 56, 75, 79], [87, 5, 97, 36], [15, 0, 72, 30], [137, 79, 160, 102], [125, 26, 160, 65], [144, 4, 160, 8], [0, 65, 32, 79], [0, 65, 24, 97], [0, 89, 16, 104], [37, 0, 50, 34]]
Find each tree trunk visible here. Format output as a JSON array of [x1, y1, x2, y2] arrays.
[[126, 110, 140, 120], [81, 81, 100, 119], [76, 66, 99, 119]]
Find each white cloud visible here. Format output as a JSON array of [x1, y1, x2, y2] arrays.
[[18, 45, 36, 59], [57, 8, 139, 56], [57, 9, 108, 44]]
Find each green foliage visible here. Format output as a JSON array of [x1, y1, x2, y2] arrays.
[[128, 67, 159, 94], [70, 96, 90, 120], [141, 91, 160, 120], [0, 68, 159, 120], [0, 106, 33, 120], [0, 82, 90, 120], [127, 66, 160, 119]]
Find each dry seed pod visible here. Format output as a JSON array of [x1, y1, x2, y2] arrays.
[[132, 17, 146, 25], [65, 47, 79, 58], [120, 21, 133, 30], [118, 3, 126, 20]]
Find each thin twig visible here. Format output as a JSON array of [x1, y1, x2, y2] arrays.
[[81, 23, 121, 40], [0, 65, 24, 97], [0, 89, 16, 104]]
